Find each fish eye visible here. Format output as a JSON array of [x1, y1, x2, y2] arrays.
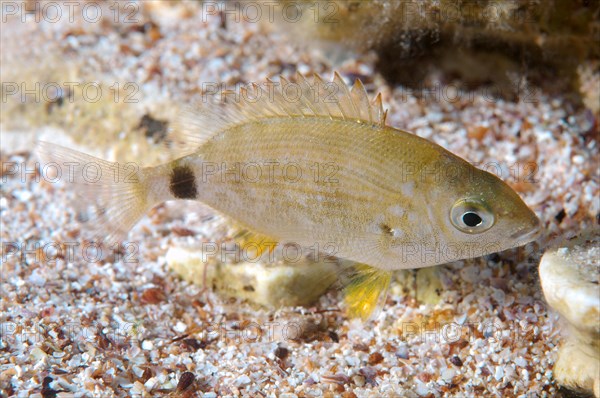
[[450, 199, 494, 234], [462, 212, 482, 227]]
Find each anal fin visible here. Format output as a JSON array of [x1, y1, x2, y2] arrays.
[[343, 264, 392, 321]]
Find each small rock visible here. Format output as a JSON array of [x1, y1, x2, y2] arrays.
[[12, 189, 32, 202], [234, 374, 251, 386], [142, 340, 153, 350], [494, 366, 504, 381], [441, 368, 456, 382], [449, 356, 463, 367], [539, 230, 600, 398], [173, 321, 187, 333]]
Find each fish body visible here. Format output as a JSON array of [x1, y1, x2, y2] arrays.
[[152, 117, 538, 271], [37, 72, 540, 319]]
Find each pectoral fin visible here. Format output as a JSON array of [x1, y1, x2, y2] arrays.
[[343, 264, 392, 321]]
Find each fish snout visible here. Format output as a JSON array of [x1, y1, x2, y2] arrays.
[[510, 213, 541, 244]]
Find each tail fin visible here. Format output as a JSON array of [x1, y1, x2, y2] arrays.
[[36, 141, 152, 243]]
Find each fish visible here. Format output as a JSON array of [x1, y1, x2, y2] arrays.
[[36, 72, 540, 320]]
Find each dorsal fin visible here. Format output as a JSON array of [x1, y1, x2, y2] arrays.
[[170, 72, 388, 153]]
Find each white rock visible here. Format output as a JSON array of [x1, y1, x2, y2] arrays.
[[30, 346, 47, 362], [540, 235, 599, 332], [144, 377, 157, 390], [514, 357, 527, 368], [441, 368, 455, 382], [12, 189, 32, 202], [28, 269, 47, 286], [415, 380, 430, 396], [539, 231, 600, 398], [494, 366, 504, 381], [234, 374, 251, 386], [173, 321, 187, 333], [166, 243, 339, 308], [142, 340, 154, 350]]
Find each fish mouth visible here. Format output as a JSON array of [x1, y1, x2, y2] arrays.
[[512, 227, 540, 243], [510, 218, 541, 244]]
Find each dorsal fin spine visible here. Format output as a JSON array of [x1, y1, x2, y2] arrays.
[[296, 73, 320, 116], [172, 72, 388, 152], [335, 71, 361, 122]]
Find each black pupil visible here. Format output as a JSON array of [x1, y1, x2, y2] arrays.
[[462, 212, 483, 227]]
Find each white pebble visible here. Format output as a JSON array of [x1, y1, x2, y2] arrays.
[[415, 380, 430, 396], [494, 366, 504, 381], [28, 269, 46, 286], [30, 346, 47, 361], [492, 289, 505, 304], [441, 368, 456, 382], [132, 365, 144, 377], [12, 190, 32, 202], [174, 321, 187, 333], [297, 64, 310, 75], [234, 374, 251, 386], [514, 357, 527, 367], [396, 344, 409, 359], [345, 356, 359, 366], [142, 340, 154, 350], [67, 355, 82, 368], [144, 377, 157, 390]]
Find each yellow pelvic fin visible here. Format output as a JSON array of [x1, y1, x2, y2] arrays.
[[231, 226, 278, 258], [343, 264, 392, 321]]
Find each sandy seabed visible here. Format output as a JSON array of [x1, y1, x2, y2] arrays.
[[1, 1, 598, 397]]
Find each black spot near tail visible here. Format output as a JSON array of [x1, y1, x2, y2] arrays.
[[170, 165, 198, 199]]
